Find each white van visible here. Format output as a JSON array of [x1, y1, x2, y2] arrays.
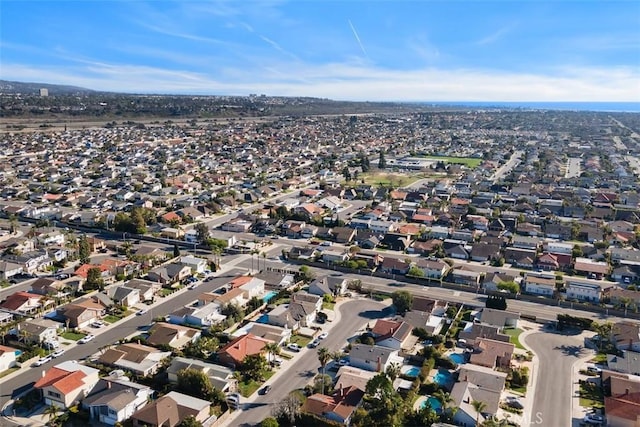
[[43, 340, 60, 350]]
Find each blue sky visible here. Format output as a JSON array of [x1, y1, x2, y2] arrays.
[[1, 0, 639, 101]]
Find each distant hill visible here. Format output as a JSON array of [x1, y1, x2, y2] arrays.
[[0, 80, 96, 95]]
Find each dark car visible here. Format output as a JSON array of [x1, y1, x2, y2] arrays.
[[260, 385, 272, 395]]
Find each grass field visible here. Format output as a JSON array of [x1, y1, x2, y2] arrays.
[[359, 171, 427, 187], [61, 331, 86, 341], [423, 156, 483, 168], [504, 328, 526, 350]]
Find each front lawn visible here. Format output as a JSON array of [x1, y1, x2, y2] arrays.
[[504, 328, 525, 350], [591, 353, 608, 364], [159, 288, 175, 297], [103, 315, 121, 324], [322, 301, 335, 311], [289, 335, 312, 347], [237, 371, 275, 397], [579, 381, 604, 409], [61, 331, 86, 341], [0, 367, 19, 378]]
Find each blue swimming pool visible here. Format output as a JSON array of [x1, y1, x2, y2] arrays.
[[420, 396, 443, 413], [257, 314, 269, 323], [262, 291, 278, 302], [402, 366, 421, 378], [449, 352, 467, 365], [433, 369, 453, 385]]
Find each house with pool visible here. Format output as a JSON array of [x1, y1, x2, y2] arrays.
[[348, 344, 404, 373]]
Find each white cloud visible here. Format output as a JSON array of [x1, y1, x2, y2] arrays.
[[1, 61, 638, 102]]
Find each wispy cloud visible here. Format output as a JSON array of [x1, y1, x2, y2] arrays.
[[258, 35, 299, 61], [475, 23, 517, 46], [348, 19, 369, 59]]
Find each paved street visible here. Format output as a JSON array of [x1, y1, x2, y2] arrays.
[[491, 150, 523, 182], [523, 329, 593, 427], [228, 298, 391, 427]]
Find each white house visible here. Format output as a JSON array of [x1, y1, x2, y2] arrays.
[[565, 279, 610, 303], [179, 255, 208, 274], [348, 344, 404, 373], [523, 275, 556, 297], [34, 360, 101, 408], [0, 345, 19, 372], [240, 277, 266, 299], [546, 241, 574, 255], [84, 377, 153, 426]]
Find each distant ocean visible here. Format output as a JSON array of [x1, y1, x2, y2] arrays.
[[423, 102, 640, 113]]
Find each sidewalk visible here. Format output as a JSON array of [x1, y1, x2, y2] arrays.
[[571, 350, 599, 427]]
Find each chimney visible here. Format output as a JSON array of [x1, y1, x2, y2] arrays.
[[338, 382, 343, 397]]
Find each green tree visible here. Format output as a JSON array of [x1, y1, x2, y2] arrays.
[[497, 281, 520, 294], [317, 347, 331, 394], [78, 234, 91, 264], [407, 266, 425, 277], [362, 372, 406, 426], [241, 354, 267, 381], [472, 400, 488, 425], [177, 416, 203, 427], [173, 244, 181, 258], [85, 267, 104, 291], [385, 362, 401, 381], [391, 290, 413, 315], [261, 417, 279, 427], [130, 208, 147, 234], [264, 342, 280, 365], [298, 265, 315, 282], [195, 223, 210, 244], [378, 150, 387, 169], [177, 368, 216, 401]]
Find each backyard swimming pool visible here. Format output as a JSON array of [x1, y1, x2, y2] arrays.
[[433, 369, 453, 385], [420, 396, 443, 413], [449, 352, 467, 365], [402, 365, 421, 378], [256, 314, 269, 323], [262, 291, 278, 302]]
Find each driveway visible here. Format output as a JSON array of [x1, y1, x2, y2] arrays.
[[523, 329, 593, 427], [227, 298, 392, 427]]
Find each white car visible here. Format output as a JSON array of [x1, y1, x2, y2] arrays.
[[318, 332, 328, 340], [51, 348, 66, 358], [78, 334, 95, 344], [287, 343, 301, 352], [338, 358, 350, 366], [136, 309, 148, 316], [34, 356, 53, 366], [91, 320, 106, 328]]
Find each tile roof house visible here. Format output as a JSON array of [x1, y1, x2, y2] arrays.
[[57, 300, 106, 329], [146, 263, 191, 286], [470, 338, 515, 369], [34, 360, 100, 408], [348, 344, 404, 373], [478, 308, 520, 328], [146, 322, 202, 349], [167, 357, 236, 393], [612, 322, 640, 352], [604, 392, 640, 427], [17, 317, 60, 345], [0, 291, 45, 315], [370, 319, 414, 350], [130, 391, 211, 427], [302, 385, 365, 425], [458, 363, 508, 392], [83, 377, 154, 426], [267, 301, 319, 330], [458, 323, 511, 344], [217, 333, 271, 368], [451, 381, 501, 426], [98, 343, 172, 377], [308, 275, 348, 297]]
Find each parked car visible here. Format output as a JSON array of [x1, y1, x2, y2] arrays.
[[34, 356, 53, 366], [91, 320, 106, 328], [287, 343, 301, 352], [318, 332, 328, 340], [78, 334, 95, 344], [505, 396, 524, 409], [308, 339, 320, 348], [583, 414, 604, 425], [136, 309, 148, 316], [338, 358, 350, 366], [51, 348, 66, 358]]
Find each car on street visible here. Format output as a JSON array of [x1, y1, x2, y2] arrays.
[[287, 343, 301, 352], [78, 334, 95, 344], [34, 356, 53, 366], [136, 309, 148, 316], [318, 332, 328, 340], [583, 414, 604, 425], [308, 339, 320, 348], [260, 385, 272, 395], [51, 348, 66, 358], [338, 358, 350, 366], [188, 284, 197, 290]]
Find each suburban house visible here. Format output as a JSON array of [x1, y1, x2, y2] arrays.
[[605, 392, 640, 427], [451, 381, 501, 426], [612, 322, 640, 352], [83, 377, 154, 426], [179, 255, 208, 274], [130, 391, 212, 427], [574, 257, 610, 280], [255, 271, 296, 289], [523, 275, 556, 297], [482, 272, 517, 293], [470, 338, 515, 369], [146, 323, 202, 350], [303, 385, 365, 425], [217, 333, 271, 368], [167, 357, 236, 393], [57, 300, 106, 328], [458, 324, 511, 344], [450, 268, 482, 286], [370, 319, 414, 350], [34, 360, 101, 408], [607, 351, 640, 376], [348, 344, 404, 373], [17, 317, 60, 345], [0, 345, 20, 372], [0, 291, 48, 316], [412, 258, 450, 279], [0, 261, 23, 281], [234, 323, 292, 347], [107, 285, 141, 307], [98, 343, 172, 377], [167, 302, 226, 327], [267, 300, 318, 330], [30, 278, 68, 296], [146, 263, 191, 286], [458, 363, 508, 392], [477, 308, 520, 328], [308, 275, 348, 297], [565, 278, 612, 303]]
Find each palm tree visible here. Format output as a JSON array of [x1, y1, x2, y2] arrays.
[[261, 252, 267, 272], [317, 347, 331, 394], [433, 390, 456, 420], [472, 399, 487, 425], [264, 342, 280, 365], [44, 404, 58, 424], [385, 362, 401, 382]]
